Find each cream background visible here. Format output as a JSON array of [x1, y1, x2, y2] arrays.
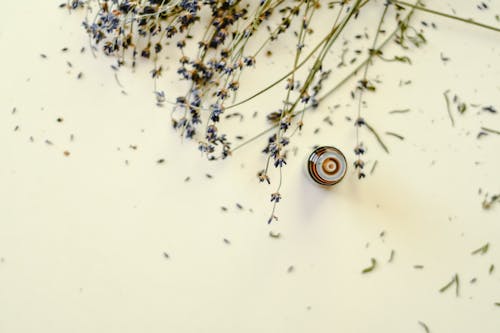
[[1, 1, 500, 332]]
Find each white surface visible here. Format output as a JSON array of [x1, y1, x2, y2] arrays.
[[1, 1, 500, 332]]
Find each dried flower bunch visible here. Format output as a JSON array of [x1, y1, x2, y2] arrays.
[[64, 0, 499, 222]]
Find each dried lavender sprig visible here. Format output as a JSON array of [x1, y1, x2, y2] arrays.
[[354, 1, 391, 179], [231, 0, 421, 155], [262, 0, 321, 222], [262, 0, 363, 222]]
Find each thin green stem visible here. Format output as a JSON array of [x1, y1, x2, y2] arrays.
[[365, 122, 389, 153], [392, 0, 500, 33], [443, 90, 455, 127], [481, 127, 500, 135]]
